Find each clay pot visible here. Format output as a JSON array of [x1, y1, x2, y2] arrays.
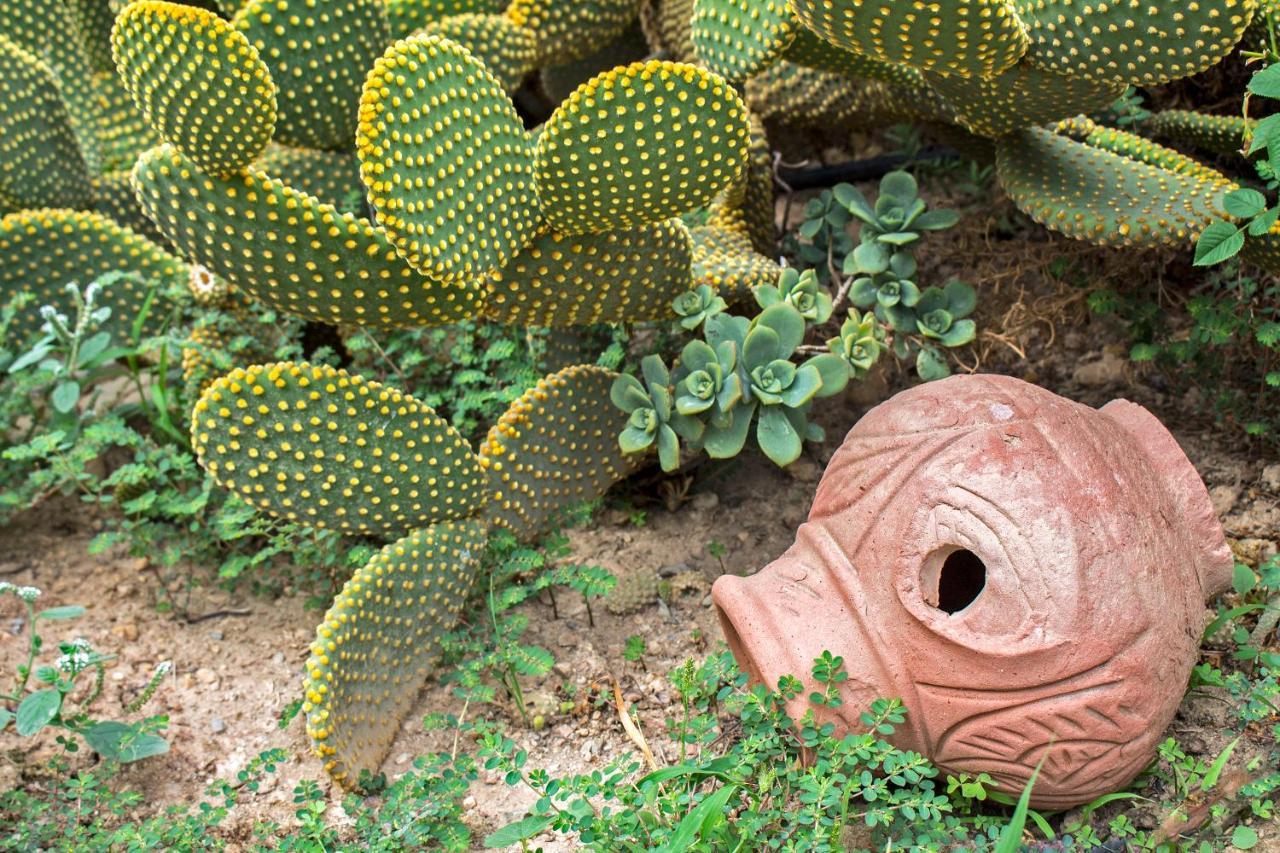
[[712, 374, 1231, 809]]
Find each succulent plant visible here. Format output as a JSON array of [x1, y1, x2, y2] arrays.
[[673, 338, 741, 425], [755, 268, 833, 324], [672, 284, 728, 331], [611, 355, 703, 470], [827, 308, 884, 380], [914, 282, 978, 348]]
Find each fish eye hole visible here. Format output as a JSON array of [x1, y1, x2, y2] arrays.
[[924, 548, 986, 615]]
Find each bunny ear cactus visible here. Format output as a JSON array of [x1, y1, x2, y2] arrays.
[[357, 33, 540, 281], [996, 126, 1238, 250], [924, 63, 1125, 138], [0, 208, 186, 341], [535, 60, 751, 235], [690, 0, 797, 83], [0, 35, 95, 211], [132, 145, 485, 328], [484, 219, 694, 327], [418, 13, 538, 92], [787, 0, 1028, 79], [304, 517, 485, 784], [191, 362, 488, 537], [691, 224, 782, 301], [1013, 0, 1255, 87], [1143, 110, 1257, 159], [507, 0, 639, 64], [111, 1, 278, 177], [384, 0, 508, 39], [253, 145, 364, 210], [231, 0, 390, 151]]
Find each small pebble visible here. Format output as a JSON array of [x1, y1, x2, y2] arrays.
[[211, 717, 226, 734], [701, 594, 713, 608], [196, 667, 218, 685], [690, 492, 718, 512], [208, 630, 223, 642], [462, 796, 476, 809], [271, 652, 285, 665]]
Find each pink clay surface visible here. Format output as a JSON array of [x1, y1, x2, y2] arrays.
[[713, 373, 1232, 809]]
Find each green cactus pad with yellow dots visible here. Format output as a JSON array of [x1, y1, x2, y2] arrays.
[[690, 0, 796, 83], [254, 145, 365, 210], [535, 60, 750, 236], [709, 112, 774, 256], [232, 0, 389, 151], [385, 0, 508, 38], [111, 0, 278, 177], [925, 63, 1125, 138], [507, 0, 639, 63], [745, 61, 863, 129], [191, 361, 488, 537], [787, 0, 1027, 79], [91, 70, 161, 173], [479, 365, 641, 537], [0, 208, 186, 340], [483, 219, 693, 327], [419, 13, 538, 93], [690, 223, 780, 301], [357, 34, 540, 281], [93, 170, 169, 244], [303, 517, 486, 785], [781, 27, 923, 84], [640, 0, 694, 61], [1143, 110, 1257, 159], [133, 144, 485, 328], [1057, 118, 1229, 183], [0, 35, 95, 211], [996, 127, 1237, 250], [1013, 0, 1255, 87]]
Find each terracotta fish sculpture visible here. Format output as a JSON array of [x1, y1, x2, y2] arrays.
[[712, 373, 1231, 809]]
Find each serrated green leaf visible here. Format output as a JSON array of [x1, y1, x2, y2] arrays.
[[16, 689, 60, 736], [1194, 221, 1245, 266]]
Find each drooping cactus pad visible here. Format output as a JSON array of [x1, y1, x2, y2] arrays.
[[111, 0, 278, 177], [484, 219, 693, 326], [507, 0, 640, 63], [0, 36, 94, 211], [926, 63, 1125, 138], [133, 145, 485, 327], [1013, 0, 1255, 86], [996, 127, 1237, 250], [535, 60, 750, 235], [232, 0, 390, 151], [1057, 118, 1229, 183], [191, 361, 488, 536], [357, 34, 540, 280], [690, 0, 796, 83], [1143, 110, 1256, 159], [788, 0, 1027, 78], [690, 223, 780, 301], [419, 13, 538, 93], [0, 208, 186, 340], [479, 365, 642, 537], [304, 517, 486, 785]]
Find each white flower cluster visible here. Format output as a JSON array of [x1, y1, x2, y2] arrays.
[[0, 582, 42, 603], [56, 637, 95, 674]]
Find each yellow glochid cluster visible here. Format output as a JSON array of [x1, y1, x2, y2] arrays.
[[303, 517, 485, 784], [111, 0, 278, 177], [484, 218, 693, 327], [419, 13, 539, 93], [690, 0, 796, 83], [357, 33, 540, 281], [190, 361, 488, 537], [535, 59, 751, 235], [689, 223, 781, 302]]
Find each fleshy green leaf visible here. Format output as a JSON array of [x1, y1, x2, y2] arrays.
[[756, 405, 802, 466]]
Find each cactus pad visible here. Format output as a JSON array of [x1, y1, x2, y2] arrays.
[[479, 365, 641, 537], [255, 145, 365, 211], [357, 34, 540, 280], [787, 0, 1028, 79], [1013, 0, 1254, 86], [484, 219, 693, 326], [536, 60, 750, 235], [710, 112, 774, 256], [304, 517, 486, 785], [605, 569, 659, 614], [507, 0, 640, 63], [540, 22, 651, 105], [0, 209, 185, 340], [133, 144, 485, 328], [690, 223, 780, 301], [93, 170, 169, 245], [92, 71, 161, 173], [192, 361, 488, 536], [420, 14, 538, 93], [746, 61, 863, 129], [639, 0, 694, 61], [1143, 110, 1256, 159], [385, 0, 508, 38], [232, 0, 389, 151], [996, 127, 1236, 250], [691, 0, 796, 83], [111, 0, 277, 177], [1057, 118, 1228, 183], [0, 36, 94, 211], [926, 63, 1125, 138]]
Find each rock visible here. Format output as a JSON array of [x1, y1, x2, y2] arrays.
[[195, 667, 218, 685], [690, 492, 719, 512], [396, 753, 411, 764], [462, 796, 476, 809], [115, 584, 133, 598], [1071, 351, 1126, 387], [111, 622, 139, 642], [208, 630, 223, 642], [211, 717, 226, 734], [271, 652, 285, 665], [1209, 484, 1240, 516], [785, 458, 821, 483], [1262, 463, 1280, 493], [125, 557, 149, 572]]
